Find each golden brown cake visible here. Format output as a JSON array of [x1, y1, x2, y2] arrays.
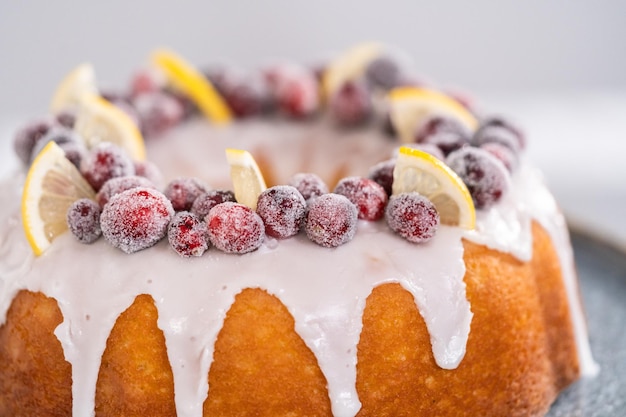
[[0, 45, 597, 417]]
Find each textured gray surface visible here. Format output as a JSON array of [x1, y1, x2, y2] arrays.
[[547, 231, 626, 416]]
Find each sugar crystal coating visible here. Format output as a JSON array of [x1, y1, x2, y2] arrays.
[[289, 173, 329, 201], [66, 198, 102, 244], [305, 193, 358, 248], [256, 185, 306, 239], [329, 79, 372, 126], [80, 142, 136, 192], [207, 202, 265, 254], [333, 176, 387, 221], [446, 147, 510, 209], [266, 64, 320, 118], [13, 117, 56, 165], [385, 192, 439, 243], [168, 211, 209, 257], [191, 190, 237, 220], [101, 187, 174, 253], [368, 159, 395, 196], [96, 175, 156, 208], [132, 91, 184, 137], [164, 177, 208, 212]]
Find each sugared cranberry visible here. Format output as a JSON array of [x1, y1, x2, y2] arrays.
[[80, 142, 135, 192], [385, 192, 439, 243], [289, 173, 329, 201], [333, 177, 387, 221], [329, 79, 372, 126], [222, 75, 271, 118], [480, 142, 518, 173], [164, 177, 208, 211], [446, 147, 510, 209], [100, 187, 174, 253], [66, 198, 102, 244], [206, 202, 264, 254], [130, 67, 165, 97], [96, 175, 156, 208], [134, 160, 163, 187], [132, 91, 184, 137], [168, 211, 209, 257], [415, 116, 470, 145], [13, 117, 55, 164], [191, 190, 236, 219], [422, 131, 469, 156], [55, 110, 77, 129], [305, 193, 358, 248], [266, 64, 320, 118], [368, 159, 395, 196], [256, 185, 306, 239], [473, 116, 525, 151], [30, 127, 86, 167], [365, 56, 401, 90]]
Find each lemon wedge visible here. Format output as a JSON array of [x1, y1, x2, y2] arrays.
[[322, 42, 384, 97], [151, 48, 232, 124], [225, 149, 267, 210], [21, 142, 96, 256], [388, 87, 479, 143], [393, 146, 475, 229], [74, 93, 146, 160], [50, 63, 98, 113]]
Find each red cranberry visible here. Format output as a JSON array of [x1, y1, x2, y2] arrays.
[[130, 67, 165, 97], [480, 142, 518, 173], [132, 91, 184, 137], [168, 211, 209, 257], [329, 79, 372, 126], [415, 116, 470, 145], [164, 177, 208, 211], [289, 173, 329, 201], [100, 187, 174, 253], [473, 116, 525, 151], [305, 194, 358, 248], [365, 56, 402, 90], [96, 175, 156, 208], [30, 127, 86, 166], [191, 190, 236, 220], [333, 177, 387, 221], [13, 117, 56, 164], [422, 131, 469, 156], [256, 185, 306, 239], [80, 142, 135, 192], [222, 75, 271, 118], [267, 64, 320, 118], [206, 202, 265, 254], [134, 160, 163, 187], [446, 147, 510, 209], [368, 159, 395, 196], [55, 110, 77, 129], [66, 198, 102, 244], [385, 192, 439, 243]]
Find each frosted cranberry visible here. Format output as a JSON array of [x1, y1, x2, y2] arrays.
[[191, 190, 236, 220], [480, 142, 518, 173], [333, 177, 387, 221], [101, 187, 174, 253], [256, 186, 306, 239], [133, 91, 184, 137], [269, 65, 320, 118], [164, 177, 208, 211], [13, 117, 55, 164], [289, 173, 328, 201], [80, 142, 135, 191], [30, 127, 86, 166], [473, 116, 525, 151], [66, 198, 102, 244], [130, 67, 165, 97], [96, 175, 156, 208], [415, 116, 470, 145], [168, 211, 209, 257], [168, 90, 198, 119], [385, 192, 439, 243], [222, 75, 271, 118], [422, 131, 469, 156], [207, 202, 264, 254], [365, 56, 401, 90], [134, 160, 163, 186], [59, 141, 87, 169], [56, 110, 77, 128], [368, 159, 395, 196], [329, 80, 372, 126], [305, 194, 358, 248], [446, 147, 510, 209]]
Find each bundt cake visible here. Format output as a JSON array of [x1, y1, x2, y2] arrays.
[[0, 44, 598, 417]]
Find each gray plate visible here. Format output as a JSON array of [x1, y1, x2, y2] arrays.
[[548, 231, 626, 416]]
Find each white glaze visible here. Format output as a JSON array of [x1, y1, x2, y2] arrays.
[[0, 116, 597, 417]]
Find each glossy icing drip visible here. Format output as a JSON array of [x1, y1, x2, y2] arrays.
[[0, 118, 597, 416]]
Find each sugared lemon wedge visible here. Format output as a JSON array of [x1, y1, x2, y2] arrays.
[[50, 63, 98, 113], [393, 146, 475, 229], [74, 93, 146, 160], [322, 42, 384, 97], [151, 48, 232, 124], [21, 142, 96, 256], [388, 87, 479, 143], [225, 149, 267, 210]]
